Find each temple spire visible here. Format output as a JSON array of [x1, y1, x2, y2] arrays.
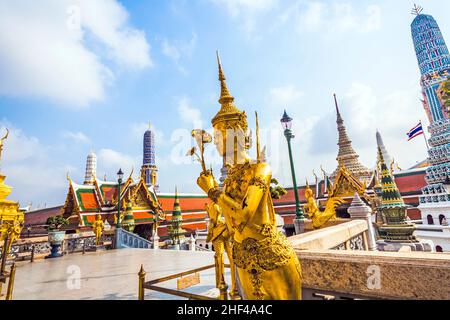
[[376, 130, 392, 166], [216, 51, 235, 107], [334, 93, 343, 123], [331, 94, 372, 183], [173, 186, 181, 217]]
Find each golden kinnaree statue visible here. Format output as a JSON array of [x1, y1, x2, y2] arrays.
[[205, 203, 240, 298], [304, 181, 344, 229], [195, 53, 301, 300], [0, 128, 24, 255], [92, 214, 104, 245]]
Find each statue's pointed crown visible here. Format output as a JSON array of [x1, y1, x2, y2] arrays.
[[212, 51, 248, 131]]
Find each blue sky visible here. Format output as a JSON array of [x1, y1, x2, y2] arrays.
[[0, 0, 449, 208]]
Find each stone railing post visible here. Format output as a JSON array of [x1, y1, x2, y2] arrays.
[[348, 193, 377, 251]]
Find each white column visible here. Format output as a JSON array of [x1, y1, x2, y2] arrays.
[[348, 193, 377, 251]]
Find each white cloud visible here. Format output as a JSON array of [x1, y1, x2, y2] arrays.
[[210, 0, 278, 37], [269, 85, 304, 107], [177, 96, 203, 129], [299, 2, 325, 31], [162, 33, 197, 74], [0, 122, 71, 207], [97, 149, 138, 179], [280, 1, 382, 35], [0, 0, 152, 108], [215, 0, 278, 17], [63, 131, 91, 144]]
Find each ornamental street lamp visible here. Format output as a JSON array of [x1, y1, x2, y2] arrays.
[[116, 168, 124, 229], [281, 110, 305, 234]]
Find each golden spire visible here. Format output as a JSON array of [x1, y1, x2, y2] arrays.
[[217, 51, 234, 106], [212, 52, 248, 131]]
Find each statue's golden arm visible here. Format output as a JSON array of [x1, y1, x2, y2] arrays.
[[214, 164, 271, 229]]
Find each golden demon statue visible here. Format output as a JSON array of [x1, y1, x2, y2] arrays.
[[304, 181, 344, 229], [92, 214, 104, 245], [194, 53, 301, 300], [205, 202, 239, 298]]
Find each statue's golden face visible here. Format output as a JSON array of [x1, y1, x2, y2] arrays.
[[213, 128, 225, 157], [213, 125, 247, 158]]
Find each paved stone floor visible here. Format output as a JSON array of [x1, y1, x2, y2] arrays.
[[13, 249, 224, 300]]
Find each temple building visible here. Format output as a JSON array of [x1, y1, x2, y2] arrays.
[[410, 6, 450, 252], [61, 152, 163, 239]]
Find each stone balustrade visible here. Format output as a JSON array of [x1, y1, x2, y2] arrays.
[[290, 220, 369, 251], [298, 249, 450, 300], [115, 228, 152, 249]]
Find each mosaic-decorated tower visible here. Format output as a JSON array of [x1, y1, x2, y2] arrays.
[[411, 8, 450, 123], [412, 7, 450, 229], [84, 151, 97, 185], [141, 124, 158, 191]]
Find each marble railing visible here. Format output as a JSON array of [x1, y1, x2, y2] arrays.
[[289, 220, 369, 251], [289, 219, 450, 300], [0, 232, 115, 261], [115, 228, 152, 249], [297, 250, 450, 300]]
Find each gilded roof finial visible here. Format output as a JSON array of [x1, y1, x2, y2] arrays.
[[212, 52, 248, 132], [411, 4, 423, 16], [216, 51, 234, 106]]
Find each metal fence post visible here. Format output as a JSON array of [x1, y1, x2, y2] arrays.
[[5, 263, 16, 300], [30, 244, 35, 263], [1, 236, 9, 275], [138, 264, 146, 300]]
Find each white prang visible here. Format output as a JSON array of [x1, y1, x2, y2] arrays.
[[84, 151, 97, 185]]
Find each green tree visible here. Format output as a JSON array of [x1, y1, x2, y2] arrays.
[[441, 78, 450, 114], [270, 178, 288, 200], [46, 215, 69, 231]]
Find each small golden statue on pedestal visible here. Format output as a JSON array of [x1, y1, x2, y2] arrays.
[[304, 181, 344, 229], [92, 214, 104, 246], [192, 53, 301, 300]]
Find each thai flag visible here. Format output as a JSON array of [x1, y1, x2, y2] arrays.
[[407, 122, 424, 141]]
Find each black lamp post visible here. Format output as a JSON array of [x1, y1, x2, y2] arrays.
[[281, 110, 305, 233], [116, 168, 124, 229]]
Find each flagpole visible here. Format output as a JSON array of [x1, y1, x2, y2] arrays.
[[420, 120, 430, 151]]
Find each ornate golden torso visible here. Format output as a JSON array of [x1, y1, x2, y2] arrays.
[[222, 161, 301, 300]]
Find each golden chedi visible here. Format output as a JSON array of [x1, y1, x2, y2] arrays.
[[196, 53, 301, 300], [0, 129, 24, 253]]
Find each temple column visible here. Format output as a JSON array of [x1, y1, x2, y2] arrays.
[[348, 193, 377, 251]]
